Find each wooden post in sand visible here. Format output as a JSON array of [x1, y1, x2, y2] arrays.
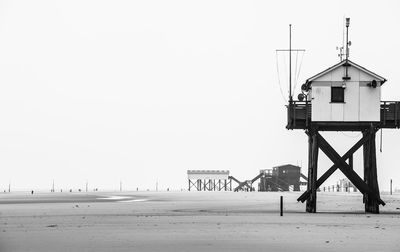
[[390, 179, 392, 195]]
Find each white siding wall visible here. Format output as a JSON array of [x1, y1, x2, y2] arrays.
[[343, 81, 359, 121], [331, 103, 344, 121], [311, 85, 331, 121], [359, 85, 381, 121]]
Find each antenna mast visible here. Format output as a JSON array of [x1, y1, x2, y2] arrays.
[[276, 24, 305, 102], [289, 24, 292, 102], [343, 17, 351, 80], [346, 18, 350, 61]]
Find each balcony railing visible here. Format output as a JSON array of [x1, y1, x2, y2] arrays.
[[381, 101, 400, 128], [287, 101, 400, 130], [286, 101, 311, 129]]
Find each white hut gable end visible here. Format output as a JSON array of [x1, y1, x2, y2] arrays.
[[308, 60, 386, 122]]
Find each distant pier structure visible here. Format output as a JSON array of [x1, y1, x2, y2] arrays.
[[286, 18, 400, 213], [187, 170, 232, 191]]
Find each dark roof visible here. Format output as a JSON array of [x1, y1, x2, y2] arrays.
[[306, 59, 387, 85], [273, 164, 301, 169]]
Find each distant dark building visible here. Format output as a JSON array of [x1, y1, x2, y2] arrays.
[[258, 165, 305, 191]]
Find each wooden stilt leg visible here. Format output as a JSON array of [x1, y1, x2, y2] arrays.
[[364, 128, 380, 213], [306, 133, 313, 212], [311, 132, 319, 211], [306, 131, 318, 213]]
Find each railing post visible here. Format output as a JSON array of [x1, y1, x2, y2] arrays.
[[395, 102, 398, 127], [293, 102, 296, 127], [306, 99, 309, 127], [287, 103, 293, 129], [383, 101, 386, 125]]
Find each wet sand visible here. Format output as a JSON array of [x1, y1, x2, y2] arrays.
[[1, 191, 399, 251]]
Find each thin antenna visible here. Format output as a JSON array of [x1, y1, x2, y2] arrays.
[[342, 16, 345, 60], [289, 24, 292, 102], [345, 18, 350, 60], [120, 180, 122, 192], [343, 17, 351, 80], [52, 179, 55, 192], [86, 180, 88, 192], [156, 180, 158, 191]]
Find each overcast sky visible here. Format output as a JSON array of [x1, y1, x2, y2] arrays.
[[0, 0, 399, 192]]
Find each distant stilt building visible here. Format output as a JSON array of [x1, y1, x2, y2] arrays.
[[187, 170, 232, 191], [258, 165, 306, 192]]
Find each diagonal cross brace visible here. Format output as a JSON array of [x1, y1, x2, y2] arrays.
[[317, 132, 385, 206], [189, 180, 196, 189], [231, 173, 264, 192], [234, 181, 253, 192], [229, 176, 241, 185], [229, 176, 247, 191], [297, 130, 376, 202]]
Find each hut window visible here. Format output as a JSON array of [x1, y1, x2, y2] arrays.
[[331, 87, 344, 103]]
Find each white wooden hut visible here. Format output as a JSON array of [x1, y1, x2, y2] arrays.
[[304, 59, 386, 122]]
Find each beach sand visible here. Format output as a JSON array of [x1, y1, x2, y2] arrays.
[[1, 191, 399, 251]]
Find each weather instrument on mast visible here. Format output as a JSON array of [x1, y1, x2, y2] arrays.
[[336, 17, 352, 62]]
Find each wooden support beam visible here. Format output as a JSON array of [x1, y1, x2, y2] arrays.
[[306, 132, 312, 194], [229, 176, 241, 185], [297, 131, 374, 202], [363, 128, 381, 213], [306, 131, 318, 213], [349, 154, 353, 170], [317, 132, 385, 206]]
